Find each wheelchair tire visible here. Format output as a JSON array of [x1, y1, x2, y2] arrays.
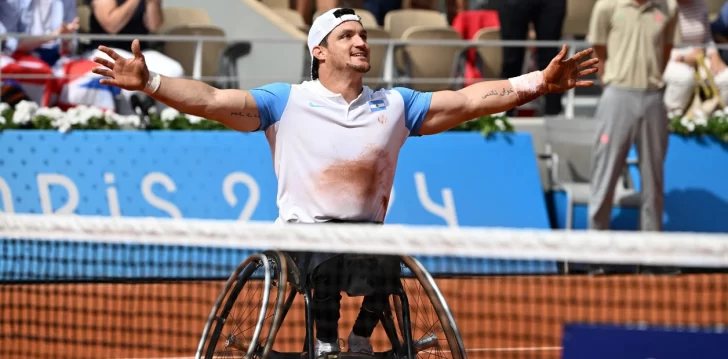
[[196, 250, 288, 359], [397, 255, 467, 359]]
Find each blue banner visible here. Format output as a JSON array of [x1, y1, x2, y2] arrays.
[[0, 130, 557, 278], [0, 130, 550, 228], [563, 323, 728, 359]]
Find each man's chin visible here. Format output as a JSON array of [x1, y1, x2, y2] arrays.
[[348, 62, 371, 74]]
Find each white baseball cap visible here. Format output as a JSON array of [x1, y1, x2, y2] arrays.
[[307, 8, 362, 80]]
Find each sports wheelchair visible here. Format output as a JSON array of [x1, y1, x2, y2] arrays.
[[195, 250, 467, 359]]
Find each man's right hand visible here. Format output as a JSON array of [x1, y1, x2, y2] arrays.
[[91, 39, 150, 92]]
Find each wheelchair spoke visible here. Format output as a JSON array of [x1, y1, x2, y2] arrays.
[[200, 253, 287, 359], [390, 258, 464, 359]]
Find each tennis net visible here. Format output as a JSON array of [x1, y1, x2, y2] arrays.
[[1, 213, 728, 359]]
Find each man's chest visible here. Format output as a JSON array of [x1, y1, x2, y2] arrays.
[[277, 95, 409, 159], [610, 4, 671, 43]]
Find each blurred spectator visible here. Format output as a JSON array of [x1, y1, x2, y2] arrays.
[[85, 0, 183, 78], [410, 0, 466, 24], [296, 0, 466, 27], [664, 0, 728, 112], [587, 0, 678, 233], [710, 0, 728, 62], [710, 0, 728, 40], [363, 0, 402, 26], [84, 0, 184, 114], [1, 0, 118, 109], [497, 0, 566, 116], [297, 0, 339, 25]]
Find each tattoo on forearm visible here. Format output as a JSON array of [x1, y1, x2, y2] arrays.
[[231, 111, 260, 118], [481, 87, 515, 100]]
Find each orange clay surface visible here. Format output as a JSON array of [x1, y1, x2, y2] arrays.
[[3, 274, 727, 359]]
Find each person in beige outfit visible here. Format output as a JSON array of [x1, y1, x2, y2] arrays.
[[587, 0, 678, 233]]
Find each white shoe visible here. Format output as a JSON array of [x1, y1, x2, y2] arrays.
[[347, 332, 373, 355], [315, 339, 341, 358]]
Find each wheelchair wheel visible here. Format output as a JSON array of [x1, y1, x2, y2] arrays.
[[390, 255, 467, 359], [196, 250, 288, 359]]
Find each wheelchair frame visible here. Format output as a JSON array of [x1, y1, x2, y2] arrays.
[[195, 250, 466, 359]]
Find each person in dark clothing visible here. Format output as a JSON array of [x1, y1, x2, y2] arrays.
[[497, 0, 567, 116], [84, 0, 183, 114]]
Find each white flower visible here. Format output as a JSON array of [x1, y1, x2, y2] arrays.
[[495, 119, 505, 129], [78, 105, 105, 125], [187, 114, 203, 124], [51, 112, 72, 131], [36, 106, 64, 120], [160, 107, 180, 122], [104, 112, 140, 129], [694, 109, 706, 119], [674, 108, 684, 117], [12, 100, 38, 125], [680, 117, 690, 127], [0, 102, 10, 115], [0, 116, 5, 125], [694, 115, 708, 127], [713, 109, 725, 118], [123, 115, 142, 129], [57, 122, 72, 133], [105, 112, 123, 127], [147, 106, 158, 115], [686, 121, 696, 132]]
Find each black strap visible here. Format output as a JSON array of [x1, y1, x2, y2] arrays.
[[325, 219, 383, 225]]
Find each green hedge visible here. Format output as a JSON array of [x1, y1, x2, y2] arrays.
[[3, 101, 728, 142]]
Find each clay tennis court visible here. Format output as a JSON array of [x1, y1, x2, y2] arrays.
[[3, 274, 728, 359]]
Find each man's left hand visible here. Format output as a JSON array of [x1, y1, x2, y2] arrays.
[[542, 45, 599, 93]]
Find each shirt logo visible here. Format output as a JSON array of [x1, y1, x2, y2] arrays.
[[308, 102, 326, 108], [369, 99, 387, 112]]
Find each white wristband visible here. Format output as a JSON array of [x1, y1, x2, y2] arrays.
[[509, 71, 547, 106], [145, 71, 161, 94]]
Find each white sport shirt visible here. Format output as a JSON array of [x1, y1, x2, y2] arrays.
[[249, 80, 433, 224]]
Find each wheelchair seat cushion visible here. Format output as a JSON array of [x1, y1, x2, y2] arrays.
[[341, 254, 401, 296]]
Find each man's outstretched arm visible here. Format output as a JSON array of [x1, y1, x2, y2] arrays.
[[92, 39, 263, 132], [418, 45, 598, 136], [142, 75, 263, 132]]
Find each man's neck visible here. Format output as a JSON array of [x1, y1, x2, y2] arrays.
[[317, 71, 364, 103]]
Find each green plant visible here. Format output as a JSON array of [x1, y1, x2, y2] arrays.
[[0, 101, 516, 136], [451, 113, 514, 137], [667, 108, 728, 143]]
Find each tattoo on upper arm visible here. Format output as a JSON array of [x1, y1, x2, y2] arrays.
[[481, 87, 514, 100], [231, 111, 260, 118]]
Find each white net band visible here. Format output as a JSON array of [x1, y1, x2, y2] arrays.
[[1, 213, 728, 268]]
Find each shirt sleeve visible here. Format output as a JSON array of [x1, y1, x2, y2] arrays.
[[63, 0, 77, 24], [393, 87, 433, 137], [248, 82, 292, 132], [587, 0, 612, 45]]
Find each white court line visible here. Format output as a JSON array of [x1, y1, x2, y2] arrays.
[[464, 346, 562, 352], [116, 346, 563, 358]]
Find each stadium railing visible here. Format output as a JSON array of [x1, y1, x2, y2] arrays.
[[1, 32, 723, 119], [2, 33, 595, 118]]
